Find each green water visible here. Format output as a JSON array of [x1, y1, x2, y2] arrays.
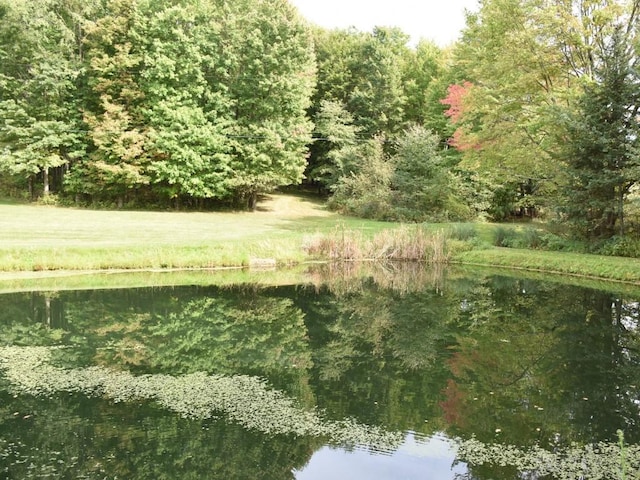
[[0, 265, 638, 479]]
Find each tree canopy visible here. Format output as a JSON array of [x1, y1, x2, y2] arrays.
[[1, 0, 639, 245], [0, 0, 315, 209]]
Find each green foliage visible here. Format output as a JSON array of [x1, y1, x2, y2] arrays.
[[493, 225, 519, 248], [327, 126, 476, 222], [309, 100, 361, 191], [451, 0, 565, 191], [401, 40, 449, 133], [138, 1, 233, 202], [447, 223, 478, 241], [0, 0, 86, 198], [492, 225, 577, 251], [346, 27, 409, 136], [224, 0, 316, 208], [391, 125, 472, 222], [311, 27, 410, 138], [557, 27, 640, 239], [328, 136, 394, 219], [593, 236, 640, 258], [453, 0, 640, 242], [0, 0, 316, 208]]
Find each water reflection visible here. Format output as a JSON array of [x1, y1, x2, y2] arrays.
[[296, 433, 465, 480], [0, 265, 639, 478]]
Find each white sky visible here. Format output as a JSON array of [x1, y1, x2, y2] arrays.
[[288, 0, 480, 47]]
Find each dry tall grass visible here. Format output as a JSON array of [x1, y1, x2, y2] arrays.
[[303, 226, 449, 264]]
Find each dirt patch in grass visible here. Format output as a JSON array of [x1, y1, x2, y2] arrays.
[[255, 193, 331, 218]]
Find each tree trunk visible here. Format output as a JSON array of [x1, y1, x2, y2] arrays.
[[45, 296, 51, 327], [248, 191, 258, 211], [618, 187, 625, 237], [43, 167, 50, 196]]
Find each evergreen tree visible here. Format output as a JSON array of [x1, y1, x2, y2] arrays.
[[392, 125, 472, 222], [309, 100, 361, 192], [559, 27, 640, 239]]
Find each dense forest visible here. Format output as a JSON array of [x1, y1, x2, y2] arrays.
[[0, 0, 639, 244]]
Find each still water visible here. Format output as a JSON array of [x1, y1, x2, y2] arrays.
[[0, 265, 639, 479]]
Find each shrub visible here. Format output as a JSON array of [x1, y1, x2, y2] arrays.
[[595, 236, 640, 258], [493, 226, 519, 247], [36, 193, 60, 206], [448, 223, 478, 241]]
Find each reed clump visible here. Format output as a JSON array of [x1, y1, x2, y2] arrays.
[[303, 226, 449, 264]]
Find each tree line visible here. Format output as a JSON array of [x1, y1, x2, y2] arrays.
[[1, 0, 639, 245], [0, 0, 315, 210]]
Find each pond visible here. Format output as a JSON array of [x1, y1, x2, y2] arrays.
[[0, 264, 639, 479]]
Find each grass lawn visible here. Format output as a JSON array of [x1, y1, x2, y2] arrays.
[[0, 193, 392, 273], [1, 193, 639, 285], [455, 248, 640, 284]]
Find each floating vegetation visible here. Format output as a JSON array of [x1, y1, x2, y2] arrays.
[[456, 437, 640, 480], [0, 346, 403, 451]]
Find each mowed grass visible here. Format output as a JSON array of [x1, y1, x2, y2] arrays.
[[455, 248, 640, 284], [0, 193, 393, 273], [1, 193, 640, 285]]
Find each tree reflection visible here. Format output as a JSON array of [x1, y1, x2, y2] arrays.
[[444, 278, 640, 447], [0, 391, 321, 479], [0, 268, 640, 478]]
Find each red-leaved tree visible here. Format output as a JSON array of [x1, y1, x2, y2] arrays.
[[440, 82, 480, 151]]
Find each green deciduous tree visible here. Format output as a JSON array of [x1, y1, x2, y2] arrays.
[[140, 0, 233, 206], [63, 0, 315, 209], [449, 0, 640, 227], [0, 0, 88, 199], [66, 0, 149, 205], [347, 27, 409, 137], [311, 26, 411, 138], [450, 0, 566, 218], [401, 40, 452, 137], [225, 0, 316, 209]]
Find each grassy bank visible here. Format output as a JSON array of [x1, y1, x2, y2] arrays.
[[1, 194, 639, 285], [454, 248, 640, 284]]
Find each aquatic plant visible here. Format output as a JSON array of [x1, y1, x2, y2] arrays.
[[456, 436, 640, 479], [0, 346, 403, 451]]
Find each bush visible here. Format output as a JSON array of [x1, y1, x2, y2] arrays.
[[521, 227, 543, 249], [493, 226, 519, 247], [329, 137, 393, 220], [492, 225, 579, 251], [35, 193, 60, 206], [594, 236, 640, 258], [448, 223, 478, 241]]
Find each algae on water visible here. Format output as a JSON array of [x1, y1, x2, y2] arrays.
[[0, 346, 403, 450], [1, 345, 638, 478]]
